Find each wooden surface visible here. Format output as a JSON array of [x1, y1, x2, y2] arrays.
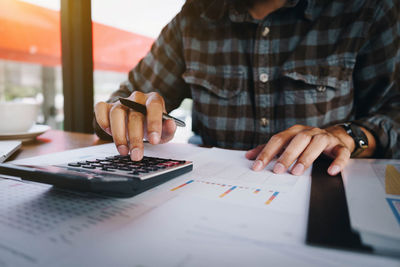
[[7, 129, 111, 161]]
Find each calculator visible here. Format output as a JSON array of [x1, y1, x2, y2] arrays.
[[0, 155, 193, 197]]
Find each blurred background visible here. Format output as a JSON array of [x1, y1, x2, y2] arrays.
[[0, 0, 193, 142]]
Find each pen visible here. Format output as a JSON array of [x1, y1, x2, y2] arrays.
[[119, 98, 186, 127]]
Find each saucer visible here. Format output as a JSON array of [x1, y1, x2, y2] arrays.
[[0, 124, 51, 141]]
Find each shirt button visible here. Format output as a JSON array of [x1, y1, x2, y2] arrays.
[[262, 27, 270, 37], [316, 85, 326, 92], [259, 73, 269, 83], [260, 117, 269, 127]]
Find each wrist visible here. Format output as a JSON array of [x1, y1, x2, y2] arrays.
[[331, 123, 376, 158], [326, 125, 356, 152], [339, 123, 370, 157]]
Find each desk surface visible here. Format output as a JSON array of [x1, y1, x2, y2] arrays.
[[7, 129, 110, 161]]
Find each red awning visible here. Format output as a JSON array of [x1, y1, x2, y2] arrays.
[[0, 0, 154, 73]]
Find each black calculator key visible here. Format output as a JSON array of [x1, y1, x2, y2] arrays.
[[82, 165, 96, 169], [68, 163, 81, 167]]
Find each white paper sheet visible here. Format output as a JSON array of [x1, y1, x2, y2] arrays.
[[0, 140, 21, 162], [57, 195, 400, 267], [342, 159, 400, 255]]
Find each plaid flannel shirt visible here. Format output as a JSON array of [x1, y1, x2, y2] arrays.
[[105, 0, 400, 158]]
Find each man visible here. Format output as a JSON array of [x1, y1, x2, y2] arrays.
[[94, 0, 400, 176]]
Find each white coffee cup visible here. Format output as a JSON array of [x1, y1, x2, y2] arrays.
[[0, 102, 40, 133]]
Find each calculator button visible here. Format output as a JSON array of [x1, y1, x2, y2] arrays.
[[68, 163, 81, 167], [82, 165, 96, 169]]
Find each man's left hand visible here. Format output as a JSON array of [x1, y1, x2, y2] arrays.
[[245, 124, 357, 176]]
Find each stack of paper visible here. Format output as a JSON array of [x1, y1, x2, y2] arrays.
[[342, 159, 400, 256]]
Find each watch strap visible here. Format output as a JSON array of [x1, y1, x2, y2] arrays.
[[339, 123, 368, 157]]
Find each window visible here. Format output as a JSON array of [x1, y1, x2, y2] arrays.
[[2, 0, 193, 140], [0, 0, 63, 129]]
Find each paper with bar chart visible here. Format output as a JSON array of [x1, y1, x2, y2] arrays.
[[0, 143, 316, 266], [166, 147, 310, 214]]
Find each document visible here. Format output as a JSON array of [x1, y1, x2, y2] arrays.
[[342, 159, 400, 256], [0, 140, 21, 163], [0, 144, 398, 266]]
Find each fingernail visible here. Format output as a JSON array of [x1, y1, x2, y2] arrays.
[[148, 132, 160, 144], [117, 145, 129, 155], [130, 148, 142, 161], [252, 160, 264, 171], [273, 163, 286, 174], [104, 127, 111, 135], [291, 163, 305, 176], [329, 165, 341, 176]]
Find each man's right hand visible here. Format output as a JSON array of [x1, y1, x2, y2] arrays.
[[94, 91, 177, 161]]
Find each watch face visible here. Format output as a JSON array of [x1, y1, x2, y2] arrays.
[[348, 124, 368, 157]]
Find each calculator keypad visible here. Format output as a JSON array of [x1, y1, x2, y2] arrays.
[[66, 155, 189, 180]]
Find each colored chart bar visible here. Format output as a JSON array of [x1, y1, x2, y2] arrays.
[[265, 191, 279, 205], [170, 180, 194, 191], [219, 186, 237, 198], [254, 189, 261, 194]]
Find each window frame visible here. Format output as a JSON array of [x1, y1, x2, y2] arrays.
[[60, 0, 94, 133]]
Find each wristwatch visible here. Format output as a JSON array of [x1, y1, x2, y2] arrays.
[[339, 123, 369, 157]]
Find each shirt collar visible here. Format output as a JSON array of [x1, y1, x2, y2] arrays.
[[201, 0, 320, 23]]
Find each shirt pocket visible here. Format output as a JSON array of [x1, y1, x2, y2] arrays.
[[279, 58, 355, 114], [182, 68, 245, 100]]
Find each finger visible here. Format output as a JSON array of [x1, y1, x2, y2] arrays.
[[128, 90, 147, 103], [127, 109, 145, 161], [245, 144, 265, 160], [252, 133, 293, 171], [146, 93, 165, 144], [160, 119, 177, 144], [94, 102, 112, 135], [126, 91, 147, 160], [274, 130, 319, 174], [291, 133, 330, 176], [110, 103, 129, 155], [327, 145, 351, 176]]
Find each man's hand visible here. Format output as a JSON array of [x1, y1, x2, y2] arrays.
[[94, 91, 177, 161], [245, 124, 361, 176]]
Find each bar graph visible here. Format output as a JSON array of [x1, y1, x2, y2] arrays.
[[170, 180, 280, 205], [219, 186, 237, 198], [170, 180, 194, 191], [265, 191, 279, 205]]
